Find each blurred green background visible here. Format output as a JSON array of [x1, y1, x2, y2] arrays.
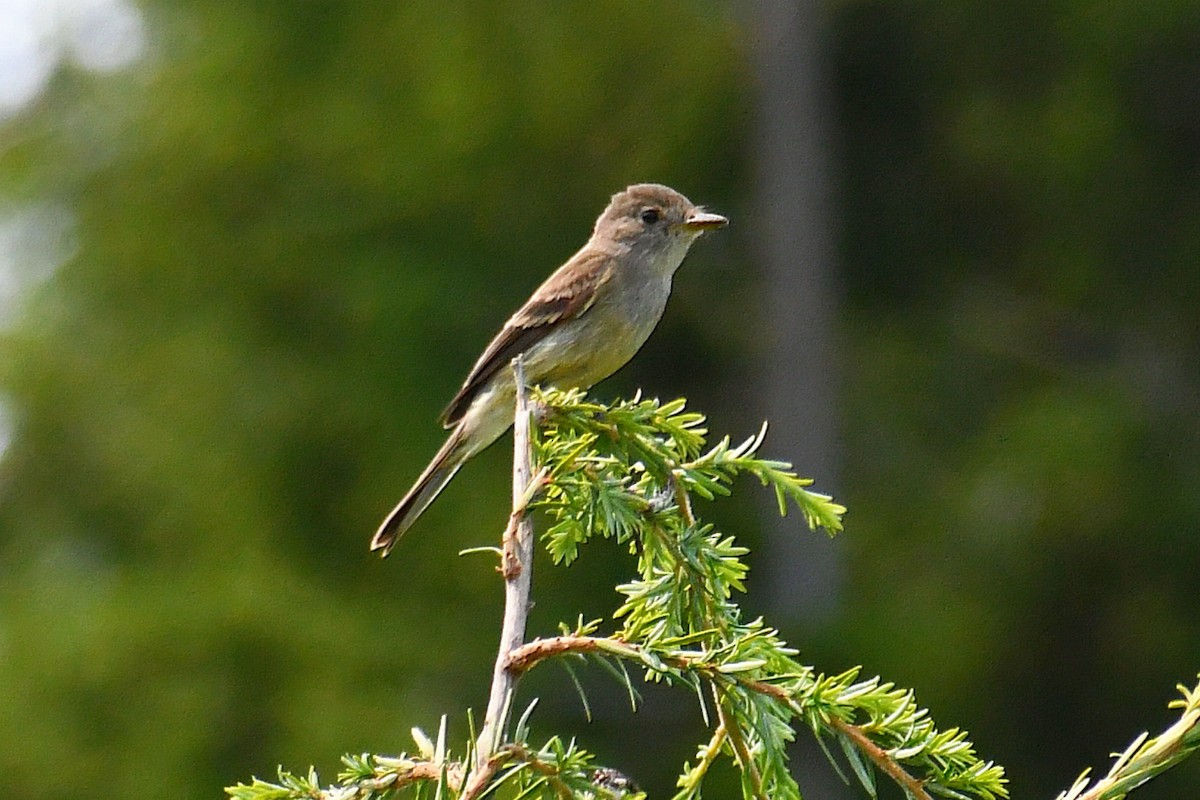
[[1, 2, 1197, 798]]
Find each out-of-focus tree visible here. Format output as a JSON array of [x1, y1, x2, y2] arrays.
[[831, 2, 1200, 798], [0, 3, 745, 798], [1, 1, 1198, 799]]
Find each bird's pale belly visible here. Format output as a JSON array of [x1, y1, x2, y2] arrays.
[[529, 295, 662, 388], [459, 277, 672, 458]]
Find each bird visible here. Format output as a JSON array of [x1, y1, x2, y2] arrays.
[[371, 183, 727, 554]]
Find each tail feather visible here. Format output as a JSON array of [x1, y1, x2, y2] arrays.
[[371, 429, 467, 555]]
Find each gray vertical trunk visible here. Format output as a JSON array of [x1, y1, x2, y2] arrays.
[[752, 5, 847, 797], [751, 0, 843, 626]]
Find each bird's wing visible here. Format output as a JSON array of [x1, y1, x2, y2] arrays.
[[439, 249, 612, 427]]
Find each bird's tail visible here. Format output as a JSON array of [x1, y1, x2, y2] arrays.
[[371, 427, 468, 556]]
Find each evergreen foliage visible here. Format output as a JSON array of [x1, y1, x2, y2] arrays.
[[227, 389, 1197, 799]]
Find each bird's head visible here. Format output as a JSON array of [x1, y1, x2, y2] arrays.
[[594, 183, 728, 258]]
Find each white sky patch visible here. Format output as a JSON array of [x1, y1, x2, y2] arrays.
[[0, 0, 140, 466], [0, 206, 75, 470], [0, 204, 77, 326], [0, 395, 12, 464], [0, 0, 145, 116]]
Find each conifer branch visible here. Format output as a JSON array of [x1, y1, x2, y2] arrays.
[[227, 389, 1197, 800], [476, 356, 537, 767], [1057, 677, 1200, 800]]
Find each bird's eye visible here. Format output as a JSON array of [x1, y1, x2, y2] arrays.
[[640, 207, 661, 225]]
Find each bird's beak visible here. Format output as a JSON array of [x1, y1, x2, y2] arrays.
[[683, 209, 729, 231]]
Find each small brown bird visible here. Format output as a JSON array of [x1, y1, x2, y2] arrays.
[[372, 183, 727, 554]]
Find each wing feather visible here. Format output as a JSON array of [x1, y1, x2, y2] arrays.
[[439, 249, 611, 427]]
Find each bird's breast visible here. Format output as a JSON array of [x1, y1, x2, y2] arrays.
[[526, 273, 672, 389]]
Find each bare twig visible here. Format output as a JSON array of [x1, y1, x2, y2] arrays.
[[828, 717, 933, 800], [475, 356, 537, 770], [715, 687, 768, 800], [506, 635, 605, 673], [460, 750, 511, 800], [669, 469, 696, 527]]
